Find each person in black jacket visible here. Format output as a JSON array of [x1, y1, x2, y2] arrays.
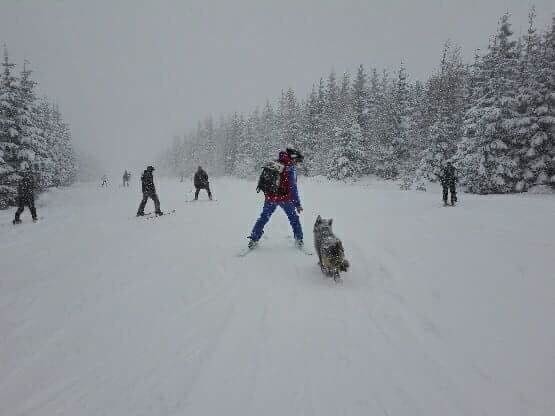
[[136, 166, 163, 216], [437, 162, 458, 206], [193, 166, 212, 200], [123, 170, 131, 187], [13, 170, 38, 224]]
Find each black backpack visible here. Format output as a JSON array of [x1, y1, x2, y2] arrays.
[[256, 161, 286, 195]]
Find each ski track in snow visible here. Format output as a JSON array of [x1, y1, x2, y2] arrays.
[[1, 177, 554, 416]]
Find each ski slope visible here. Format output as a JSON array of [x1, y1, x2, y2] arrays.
[[1, 177, 554, 416]]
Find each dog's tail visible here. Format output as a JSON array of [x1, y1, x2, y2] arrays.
[[329, 241, 349, 272]]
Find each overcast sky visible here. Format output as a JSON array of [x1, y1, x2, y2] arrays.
[[1, 0, 553, 173]]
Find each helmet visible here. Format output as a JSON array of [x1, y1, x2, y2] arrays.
[[146, 165, 155, 171], [286, 148, 304, 162]]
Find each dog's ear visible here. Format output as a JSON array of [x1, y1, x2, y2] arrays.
[[316, 215, 322, 223]]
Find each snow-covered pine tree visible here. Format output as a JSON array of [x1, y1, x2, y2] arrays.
[[391, 63, 412, 179], [320, 71, 341, 174], [540, 15, 555, 186], [327, 72, 366, 180], [352, 64, 370, 137], [200, 116, 217, 173], [372, 66, 408, 180], [259, 100, 277, 162], [512, 8, 548, 191], [455, 13, 521, 193], [303, 82, 326, 176], [518, 13, 555, 189], [168, 135, 183, 177], [223, 112, 241, 175], [234, 109, 262, 178], [18, 62, 54, 190], [314, 78, 328, 175], [0, 47, 20, 207], [364, 68, 383, 175], [280, 88, 302, 152], [401, 80, 428, 190], [50, 104, 76, 186], [413, 42, 467, 188], [350, 67, 373, 174]]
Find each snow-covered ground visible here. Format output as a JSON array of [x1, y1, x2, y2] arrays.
[[1, 177, 554, 416]]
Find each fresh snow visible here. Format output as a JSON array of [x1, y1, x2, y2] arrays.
[[1, 177, 554, 416]]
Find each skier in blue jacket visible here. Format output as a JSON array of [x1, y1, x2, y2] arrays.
[[248, 148, 304, 249]]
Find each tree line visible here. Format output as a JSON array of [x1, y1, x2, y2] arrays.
[[162, 10, 554, 194], [0, 47, 77, 208]]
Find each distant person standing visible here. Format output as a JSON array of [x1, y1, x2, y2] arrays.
[[13, 169, 38, 224], [437, 161, 458, 206], [137, 166, 163, 216], [193, 166, 212, 200], [123, 170, 131, 187], [101, 175, 109, 187]]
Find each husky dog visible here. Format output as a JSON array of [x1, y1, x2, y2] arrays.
[[313, 215, 349, 280]]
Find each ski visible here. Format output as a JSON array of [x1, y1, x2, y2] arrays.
[[236, 239, 259, 257], [296, 245, 313, 256], [237, 246, 256, 257], [12, 217, 43, 225], [137, 209, 176, 219], [286, 236, 313, 255], [237, 239, 312, 257]]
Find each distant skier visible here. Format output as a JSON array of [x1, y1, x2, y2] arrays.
[[437, 161, 458, 206], [123, 170, 131, 187], [193, 166, 213, 200], [101, 175, 109, 187], [136, 165, 163, 216], [248, 148, 304, 249], [13, 169, 38, 224]]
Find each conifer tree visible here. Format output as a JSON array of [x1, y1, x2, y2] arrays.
[[456, 13, 521, 193], [414, 43, 466, 188], [18, 61, 55, 190], [352, 64, 370, 136], [304, 84, 324, 175], [0, 47, 20, 206]]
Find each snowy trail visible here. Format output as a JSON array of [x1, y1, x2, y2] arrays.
[[1, 177, 554, 416]]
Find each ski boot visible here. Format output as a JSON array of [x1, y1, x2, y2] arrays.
[[247, 237, 258, 249], [13, 218, 22, 225], [155, 211, 164, 216], [295, 239, 304, 249]]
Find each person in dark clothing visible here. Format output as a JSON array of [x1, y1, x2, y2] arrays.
[[136, 166, 163, 216], [13, 170, 37, 224], [193, 166, 212, 200], [437, 162, 458, 206], [123, 170, 131, 187]]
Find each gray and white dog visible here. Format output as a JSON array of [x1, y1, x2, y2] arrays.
[[313, 215, 349, 280]]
